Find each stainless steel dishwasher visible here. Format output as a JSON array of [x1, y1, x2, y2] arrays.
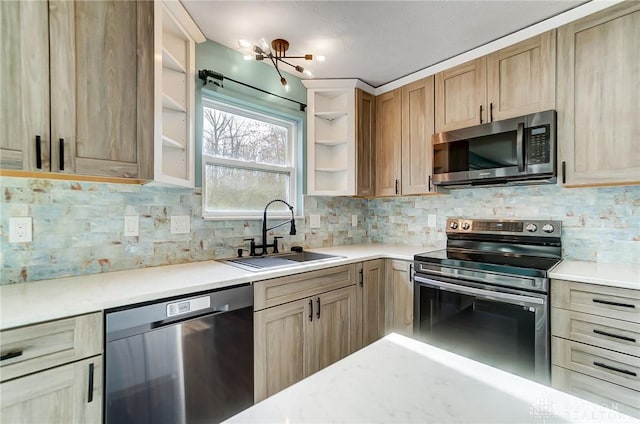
[[105, 284, 253, 424]]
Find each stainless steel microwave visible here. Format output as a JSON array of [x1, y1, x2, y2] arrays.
[[432, 110, 556, 187]]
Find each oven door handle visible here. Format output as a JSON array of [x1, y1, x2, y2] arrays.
[[415, 265, 539, 289], [414, 275, 544, 306]]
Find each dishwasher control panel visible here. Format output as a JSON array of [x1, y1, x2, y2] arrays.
[[167, 296, 211, 317]]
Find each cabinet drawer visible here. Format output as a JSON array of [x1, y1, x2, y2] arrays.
[[552, 308, 640, 357], [552, 365, 640, 419], [551, 280, 640, 323], [254, 265, 356, 310], [552, 337, 640, 391], [0, 313, 102, 382]]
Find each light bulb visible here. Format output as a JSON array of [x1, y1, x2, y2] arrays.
[[260, 38, 270, 52], [304, 69, 314, 78], [243, 54, 253, 61], [280, 77, 288, 87], [295, 65, 304, 73], [238, 39, 252, 49], [316, 55, 326, 62]]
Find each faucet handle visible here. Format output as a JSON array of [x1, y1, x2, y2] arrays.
[[243, 238, 256, 256], [272, 236, 283, 254]]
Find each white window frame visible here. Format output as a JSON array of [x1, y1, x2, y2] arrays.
[[201, 98, 299, 220]]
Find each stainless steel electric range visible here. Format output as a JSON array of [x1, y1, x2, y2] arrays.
[[413, 218, 562, 384]]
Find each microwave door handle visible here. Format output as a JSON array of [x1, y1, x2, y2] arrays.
[[516, 122, 525, 172]]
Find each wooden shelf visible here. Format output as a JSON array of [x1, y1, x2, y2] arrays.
[[315, 111, 348, 121], [162, 93, 186, 112], [315, 139, 348, 146], [162, 135, 186, 150], [162, 47, 186, 73]]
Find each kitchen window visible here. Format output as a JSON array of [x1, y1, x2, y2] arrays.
[[201, 97, 300, 219]]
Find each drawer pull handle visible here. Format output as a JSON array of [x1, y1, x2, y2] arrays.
[[0, 350, 23, 361], [87, 363, 95, 403], [593, 329, 637, 343], [593, 361, 637, 377], [592, 299, 635, 309]]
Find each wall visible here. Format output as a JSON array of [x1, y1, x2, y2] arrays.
[[0, 176, 368, 284], [369, 184, 640, 264]]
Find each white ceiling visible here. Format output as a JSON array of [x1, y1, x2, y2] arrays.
[[182, 0, 585, 88]]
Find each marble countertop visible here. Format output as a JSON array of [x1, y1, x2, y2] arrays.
[[227, 333, 639, 424], [550, 260, 640, 290], [2, 243, 638, 330], [0, 244, 423, 330]]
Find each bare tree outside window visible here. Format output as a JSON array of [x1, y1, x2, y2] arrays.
[[202, 100, 297, 217]]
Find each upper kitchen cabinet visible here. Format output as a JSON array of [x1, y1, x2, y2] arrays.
[[0, 0, 154, 181], [435, 57, 486, 133], [435, 31, 556, 132], [152, 1, 205, 187], [376, 77, 435, 197], [304, 80, 375, 196], [557, 2, 640, 187], [356, 89, 376, 197], [0, 1, 50, 171]]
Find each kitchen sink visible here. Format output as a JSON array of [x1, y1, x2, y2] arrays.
[[220, 251, 343, 271]]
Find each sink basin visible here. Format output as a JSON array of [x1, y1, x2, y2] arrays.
[[221, 251, 343, 271]]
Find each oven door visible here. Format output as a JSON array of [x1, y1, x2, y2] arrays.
[[413, 273, 549, 383]]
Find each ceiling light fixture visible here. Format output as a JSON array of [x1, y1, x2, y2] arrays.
[[240, 38, 315, 87]]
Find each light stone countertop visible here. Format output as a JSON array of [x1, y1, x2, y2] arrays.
[[0, 244, 424, 330], [2, 243, 638, 330], [227, 333, 640, 424], [550, 260, 640, 290]]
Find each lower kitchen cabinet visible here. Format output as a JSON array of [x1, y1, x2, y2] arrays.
[[0, 312, 103, 423], [1, 356, 102, 423], [551, 279, 640, 418], [357, 260, 386, 348], [385, 259, 414, 336], [253, 265, 358, 401]]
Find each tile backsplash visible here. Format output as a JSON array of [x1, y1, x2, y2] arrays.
[[0, 177, 368, 284], [1, 177, 638, 284]]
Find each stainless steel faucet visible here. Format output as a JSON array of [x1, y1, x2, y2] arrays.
[[246, 199, 296, 256]]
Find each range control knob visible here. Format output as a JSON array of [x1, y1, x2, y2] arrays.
[[542, 224, 555, 233], [461, 222, 470, 230], [449, 221, 459, 230], [525, 223, 538, 232]]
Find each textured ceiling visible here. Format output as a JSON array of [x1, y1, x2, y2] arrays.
[[182, 1, 584, 88]]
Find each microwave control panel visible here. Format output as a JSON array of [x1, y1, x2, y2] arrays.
[[527, 125, 550, 165]]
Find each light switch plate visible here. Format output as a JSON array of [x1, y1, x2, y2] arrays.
[[171, 215, 191, 234], [309, 214, 321, 228], [352, 215, 358, 227], [9, 217, 32, 243], [124, 215, 139, 237]]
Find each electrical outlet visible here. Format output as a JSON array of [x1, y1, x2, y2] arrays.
[[352, 215, 358, 227], [309, 214, 321, 228], [124, 215, 139, 237], [9, 217, 32, 243], [428, 214, 437, 228], [171, 215, 191, 234]]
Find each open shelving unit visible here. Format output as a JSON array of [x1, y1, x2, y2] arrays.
[[304, 81, 359, 195], [151, 1, 204, 187]]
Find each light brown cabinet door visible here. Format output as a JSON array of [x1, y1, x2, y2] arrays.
[[308, 286, 358, 376], [385, 259, 414, 336], [254, 297, 310, 402], [0, 1, 50, 171], [360, 260, 386, 347], [401, 77, 435, 195], [487, 30, 556, 121], [1, 356, 102, 424], [557, 2, 640, 186], [375, 88, 402, 196], [435, 57, 486, 133], [49, 0, 154, 178], [356, 89, 376, 197]]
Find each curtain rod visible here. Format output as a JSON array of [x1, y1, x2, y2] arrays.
[[198, 69, 307, 112]]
